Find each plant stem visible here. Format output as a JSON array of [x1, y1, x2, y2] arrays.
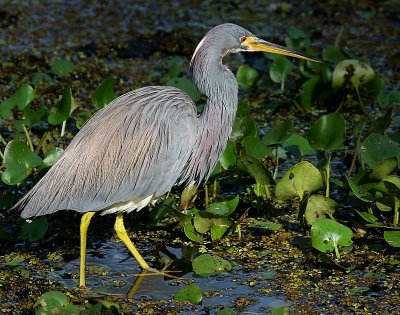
[[35, 132, 48, 155], [0, 149, 4, 161], [0, 134, 7, 146], [213, 178, 217, 199], [61, 120, 67, 137], [325, 154, 332, 198], [394, 200, 399, 227], [347, 118, 367, 176], [355, 86, 368, 115], [22, 125, 34, 152], [334, 244, 341, 260], [273, 145, 279, 180]]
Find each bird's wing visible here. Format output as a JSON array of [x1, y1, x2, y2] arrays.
[[17, 86, 198, 218]]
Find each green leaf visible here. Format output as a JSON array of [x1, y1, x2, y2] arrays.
[[262, 120, 294, 145], [42, 148, 64, 168], [368, 159, 397, 181], [206, 195, 239, 216], [167, 77, 201, 102], [301, 77, 319, 109], [22, 105, 46, 127], [231, 114, 259, 139], [355, 210, 380, 223], [59, 304, 81, 315], [275, 161, 324, 201], [0, 84, 36, 118], [21, 217, 48, 242], [307, 112, 345, 151], [269, 56, 295, 89], [311, 218, 353, 258], [31, 72, 52, 87], [91, 77, 116, 109], [332, 59, 375, 89], [322, 45, 348, 63], [242, 136, 272, 160], [216, 307, 237, 315], [210, 217, 234, 240], [384, 231, 400, 247], [237, 155, 273, 185], [48, 86, 73, 125], [183, 217, 204, 242], [193, 214, 214, 234], [248, 218, 282, 231], [35, 291, 68, 310], [192, 254, 232, 277], [346, 176, 375, 202], [50, 60, 75, 77], [220, 141, 236, 170], [283, 133, 316, 158], [1, 140, 42, 185], [361, 133, 400, 168], [236, 64, 259, 88], [304, 194, 338, 225], [174, 284, 202, 304]]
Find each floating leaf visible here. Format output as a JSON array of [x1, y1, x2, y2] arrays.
[[183, 218, 204, 242], [301, 76, 319, 109], [262, 120, 294, 145], [236, 64, 259, 88], [92, 77, 116, 109], [384, 231, 400, 247], [275, 161, 324, 201], [21, 217, 48, 242], [1, 140, 42, 185], [242, 136, 272, 160], [167, 77, 201, 102], [361, 133, 400, 169], [22, 105, 46, 127], [311, 218, 353, 259], [231, 114, 259, 139], [304, 194, 338, 225], [283, 133, 315, 158], [50, 60, 75, 77], [346, 176, 375, 202], [368, 159, 397, 181], [192, 254, 232, 277], [35, 291, 68, 314], [248, 218, 282, 231], [220, 141, 236, 170], [174, 284, 202, 304], [355, 211, 380, 223], [59, 304, 81, 315], [42, 148, 63, 168], [206, 195, 239, 216], [210, 217, 234, 240], [216, 307, 237, 315], [237, 155, 273, 185], [269, 56, 295, 89], [0, 84, 36, 118], [308, 112, 345, 151], [48, 86, 73, 125], [332, 59, 375, 89]]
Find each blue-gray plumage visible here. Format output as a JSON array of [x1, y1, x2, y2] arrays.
[[13, 23, 320, 287]]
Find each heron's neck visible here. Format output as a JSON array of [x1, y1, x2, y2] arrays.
[[184, 52, 238, 185]]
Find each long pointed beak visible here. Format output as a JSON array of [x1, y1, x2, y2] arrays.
[[242, 36, 321, 63]]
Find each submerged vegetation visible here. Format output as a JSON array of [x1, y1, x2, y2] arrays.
[[1, 2, 399, 314]]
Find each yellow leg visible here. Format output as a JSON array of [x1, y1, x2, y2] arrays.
[[114, 213, 152, 271], [79, 211, 95, 287]]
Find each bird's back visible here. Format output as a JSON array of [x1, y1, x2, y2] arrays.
[[15, 86, 198, 219]]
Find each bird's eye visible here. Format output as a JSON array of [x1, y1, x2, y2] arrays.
[[239, 36, 246, 43]]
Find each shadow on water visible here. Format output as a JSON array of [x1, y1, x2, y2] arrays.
[[46, 241, 289, 313]]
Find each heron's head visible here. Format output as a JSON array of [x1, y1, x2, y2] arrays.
[[195, 23, 320, 63]]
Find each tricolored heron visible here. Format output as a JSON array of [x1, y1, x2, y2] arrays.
[[13, 23, 319, 287]]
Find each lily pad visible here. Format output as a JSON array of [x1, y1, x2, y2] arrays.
[[242, 136, 272, 160], [248, 218, 282, 231], [236, 64, 259, 88], [332, 59, 375, 89], [1, 140, 42, 185], [35, 291, 68, 314], [220, 141, 236, 170], [48, 86, 73, 125], [304, 194, 338, 225], [361, 133, 400, 169], [92, 76, 116, 109], [275, 161, 324, 201], [192, 254, 232, 277], [384, 231, 400, 247], [283, 133, 316, 158], [307, 112, 345, 151], [206, 195, 239, 216], [269, 56, 295, 90], [0, 84, 36, 118], [174, 284, 202, 304], [50, 60, 75, 77], [262, 120, 294, 146], [301, 76, 319, 109], [311, 218, 353, 259]]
